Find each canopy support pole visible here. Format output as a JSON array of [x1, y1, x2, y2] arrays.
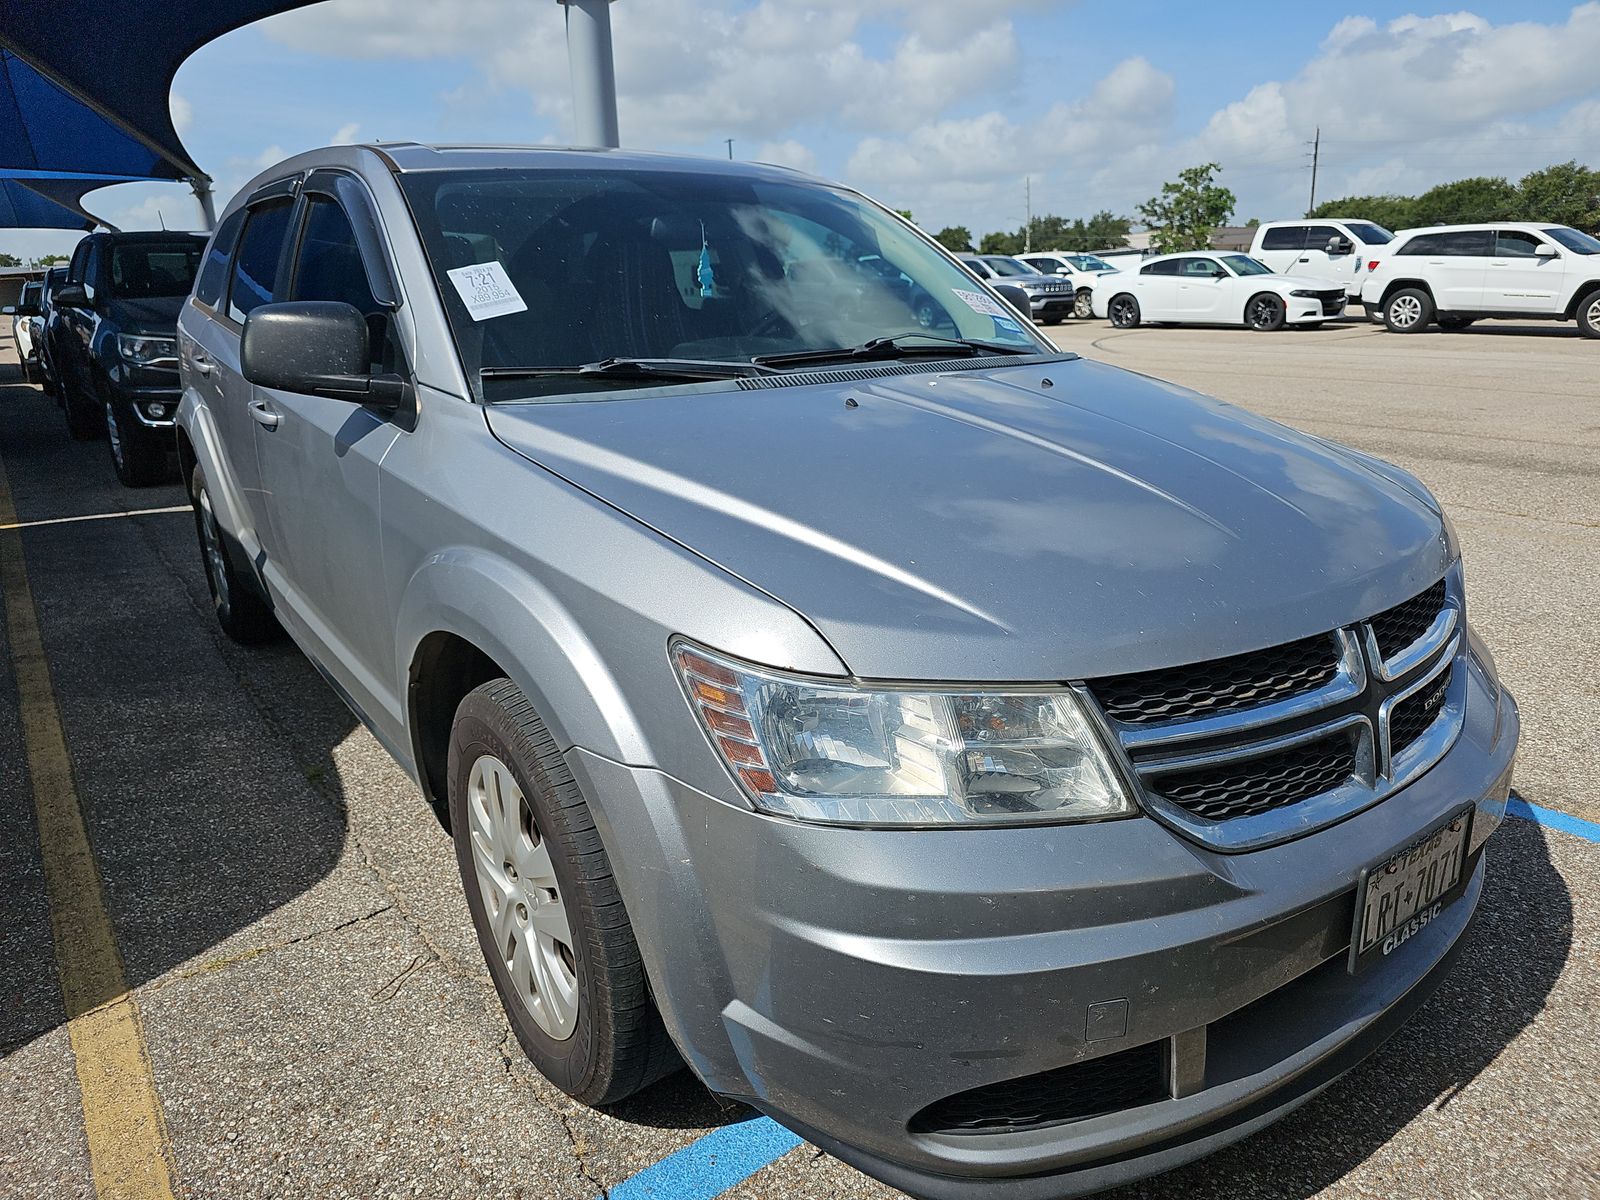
[[190, 177, 216, 230], [557, 0, 620, 148]]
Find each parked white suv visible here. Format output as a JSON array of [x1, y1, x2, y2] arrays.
[[1017, 251, 1120, 318], [1361, 223, 1600, 337], [1250, 219, 1396, 306]]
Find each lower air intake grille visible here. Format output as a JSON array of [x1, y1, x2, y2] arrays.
[[910, 1041, 1167, 1135], [1089, 633, 1339, 724], [1153, 732, 1358, 822]]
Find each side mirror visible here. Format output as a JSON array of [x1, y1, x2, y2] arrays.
[[1535, 243, 1559, 258], [240, 301, 406, 408], [2, 304, 39, 317], [991, 283, 1032, 317], [1327, 237, 1349, 254], [53, 282, 89, 308]]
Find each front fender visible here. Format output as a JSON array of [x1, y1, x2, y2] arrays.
[[394, 545, 648, 766]]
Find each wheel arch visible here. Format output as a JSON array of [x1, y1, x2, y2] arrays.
[[1380, 278, 1435, 307], [1563, 281, 1600, 320]]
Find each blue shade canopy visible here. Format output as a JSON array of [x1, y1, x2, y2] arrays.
[[0, 1, 323, 180], [0, 177, 96, 230], [11, 175, 129, 230]]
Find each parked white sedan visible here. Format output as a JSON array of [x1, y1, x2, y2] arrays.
[[1091, 252, 1347, 331]]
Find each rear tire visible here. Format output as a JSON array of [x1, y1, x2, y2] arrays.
[[189, 465, 278, 644], [449, 679, 679, 1105], [1107, 294, 1140, 328], [1246, 293, 1287, 332], [1383, 287, 1434, 333], [1577, 289, 1600, 339]]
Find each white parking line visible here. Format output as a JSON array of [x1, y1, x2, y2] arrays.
[[0, 505, 189, 532]]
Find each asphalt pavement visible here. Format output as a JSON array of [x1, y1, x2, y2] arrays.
[[1, 318, 1596, 1200]]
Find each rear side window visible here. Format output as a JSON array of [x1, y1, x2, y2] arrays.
[[228, 200, 294, 323], [1141, 259, 1180, 275], [1437, 230, 1492, 256], [195, 210, 246, 307], [1259, 226, 1304, 251], [290, 196, 398, 373]]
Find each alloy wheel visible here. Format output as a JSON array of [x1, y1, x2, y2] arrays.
[[1109, 297, 1136, 327], [105, 401, 125, 470], [467, 753, 579, 1040], [1389, 295, 1422, 329], [1074, 289, 1093, 319], [1248, 297, 1279, 329], [197, 486, 231, 613], [1587, 296, 1600, 330]]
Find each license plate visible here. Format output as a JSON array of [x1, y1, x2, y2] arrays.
[[1349, 807, 1473, 974]]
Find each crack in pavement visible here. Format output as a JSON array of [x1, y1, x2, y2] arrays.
[[141, 903, 396, 994]]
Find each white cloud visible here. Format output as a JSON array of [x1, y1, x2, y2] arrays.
[[170, 92, 193, 134], [331, 122, 361, 145], [753, 139, 819, 174]]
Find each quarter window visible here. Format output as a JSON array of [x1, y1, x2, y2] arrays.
[[1259, 226, 1304, 251], [1398, 234, 1440, 256], [228, 199, 294, 323], [195, 209, 246, 307]]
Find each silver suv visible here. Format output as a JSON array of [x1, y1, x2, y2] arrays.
[[177, 144, 1519, 1200]]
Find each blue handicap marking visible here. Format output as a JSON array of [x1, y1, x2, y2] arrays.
[[606, 1116, 803, 1200], [1506, 796, 1600, 843]]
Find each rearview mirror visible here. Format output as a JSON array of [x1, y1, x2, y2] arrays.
[[991, 283, 1032, 317], [53, 282, 88, 308], [240, 301, 407, 408], [1535, 243, 1559, 258]]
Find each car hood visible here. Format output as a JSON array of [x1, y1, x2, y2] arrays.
[[486, 359, 1449, 682], [1270, 271, 1347, 290], [107, 294, 185, 331]]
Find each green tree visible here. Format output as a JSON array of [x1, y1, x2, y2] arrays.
[[1310, 194, 1418, 230], [1410, 176, 1518, 226], [1078, 210, 1133, 251], [1137, 163, 1235, 253], [0, 252, 20, 268], [978, 229, 1022, 255], [933, 225, 974, 253], [894, 208, 916, 224], [38, 253, 69, 266], [1518, 160, 1600, 231]]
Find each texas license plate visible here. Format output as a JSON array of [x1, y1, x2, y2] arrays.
[[1349, 807, 1473, 974]]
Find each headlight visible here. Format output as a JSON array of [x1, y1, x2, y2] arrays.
[[117, 334, 177, 365], [1289, 289, 1320, 298], [674, 643, 1136, 827]]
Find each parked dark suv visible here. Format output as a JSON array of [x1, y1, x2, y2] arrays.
[[35, 266, 69, 395], [49, 230, 205, 483]]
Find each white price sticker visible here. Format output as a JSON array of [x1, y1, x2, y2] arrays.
[[952, 288, 1008, 317], [446, 261, 528, 322]]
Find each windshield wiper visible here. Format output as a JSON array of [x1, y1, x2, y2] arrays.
[[482, 356, 774, 383], [752, 333, 1037, 369]]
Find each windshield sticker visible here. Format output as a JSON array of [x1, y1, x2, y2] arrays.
[[952, 288, 1008, 318], [446, 261, 529, 322], [992, 315, 1025, 337]]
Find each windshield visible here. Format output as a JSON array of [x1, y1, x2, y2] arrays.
[[108, 242, 203, 299], [1343, 222, 1393, 245], [1545, 226, 1600, 254], [1221, 254, 1275, 276], [400, 167, 1047, 399], [1066, 255, 1115, 271], [981, 256, 1042, 277]]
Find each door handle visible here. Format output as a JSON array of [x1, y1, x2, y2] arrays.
[[248, 399, 281, 430], [1297, 256, 1311, 263], [191, 351, 213, 375]]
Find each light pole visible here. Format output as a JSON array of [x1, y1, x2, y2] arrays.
[[556, 0, 621, 148]]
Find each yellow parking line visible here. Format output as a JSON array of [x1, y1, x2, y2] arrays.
[[0, 450, 177, 1199], [0, 504, 190, 533]]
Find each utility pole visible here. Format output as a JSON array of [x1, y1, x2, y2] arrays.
[[1306, 126, 1320, 217], [556, 0, 621, 148], [1024, 176, 1032, 252], [725, 139, 734, 160]]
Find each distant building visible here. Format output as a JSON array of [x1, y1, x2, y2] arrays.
[[1209, 225, 1256, 252]]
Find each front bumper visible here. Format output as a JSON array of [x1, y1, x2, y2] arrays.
[[1026, 294, 1076, 320], [570, 648, 1517, 1198]]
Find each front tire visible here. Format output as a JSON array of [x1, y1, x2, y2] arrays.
[[1074, 288, 1093, 319], [1577, 289, 1600, 339], [105, 397, 168, 487], [189, 465, 278, 643], [449, 680, 678, 1105], [1108, 294, 1140, 328], [1383, 287, 1434, 333], [1246, 293, 1287, 331]]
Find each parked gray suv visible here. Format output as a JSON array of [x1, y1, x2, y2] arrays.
[[177, 144, 1519, 1199]]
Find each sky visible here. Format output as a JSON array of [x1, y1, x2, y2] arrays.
[[6, 0, 1600, 261]]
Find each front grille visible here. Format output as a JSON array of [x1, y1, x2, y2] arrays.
[[1090, 633, 1338, 725], [1369, 580, 1446, 661], [1390, 666, 1453, 757], [909, 1041, 1167, 1134], [1152, 731, 1358, 821]]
